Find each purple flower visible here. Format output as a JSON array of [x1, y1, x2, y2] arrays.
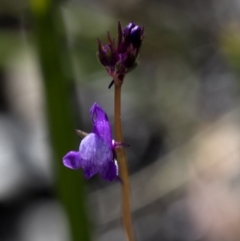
[[63, 103, 118, 181], [97, 21, 144, 83]]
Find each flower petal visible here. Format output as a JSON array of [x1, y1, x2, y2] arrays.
[[79, 133, 113, 179], [99, 159, 118, 181], [90, 103, 112, 148], [63, 151, 81, 169]]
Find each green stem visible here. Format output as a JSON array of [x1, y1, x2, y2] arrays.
[[29, 1, 90, 241], [114, 79, 135, 241]]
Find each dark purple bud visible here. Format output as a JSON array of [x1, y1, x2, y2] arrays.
[[124, 22, 136, 36], [130, 25, 143, 50], [122, 51, 136, 69], [118, 23, 133, 53], [97, 37, 119, 68], [120, 22, 144, 55], [97, 21, 144, 81], [97, 39, 108, 66]]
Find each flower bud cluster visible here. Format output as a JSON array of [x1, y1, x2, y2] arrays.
[[97, 22, 144, 82]]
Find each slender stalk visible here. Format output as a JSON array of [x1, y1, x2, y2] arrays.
[[29, 1, 90, 241], [114, 79, 135, 241]]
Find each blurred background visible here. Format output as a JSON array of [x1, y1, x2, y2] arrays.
[[1, 0, 240, 240]]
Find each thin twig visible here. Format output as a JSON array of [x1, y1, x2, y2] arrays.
[[114, 79, 135, 241]]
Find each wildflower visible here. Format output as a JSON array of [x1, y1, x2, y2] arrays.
[[63, 103, 118, 181], [97, 21, 144, 86]]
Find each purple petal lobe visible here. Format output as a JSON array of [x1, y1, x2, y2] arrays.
[[79, 133, 113, 179], [99, 159, 118, 181], [90, 103, 112, 148], [63, 151, 81, 169]]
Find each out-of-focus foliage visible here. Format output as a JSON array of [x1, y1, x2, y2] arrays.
[[29, 1, 90, 241], [221, 25, 240, 71]]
